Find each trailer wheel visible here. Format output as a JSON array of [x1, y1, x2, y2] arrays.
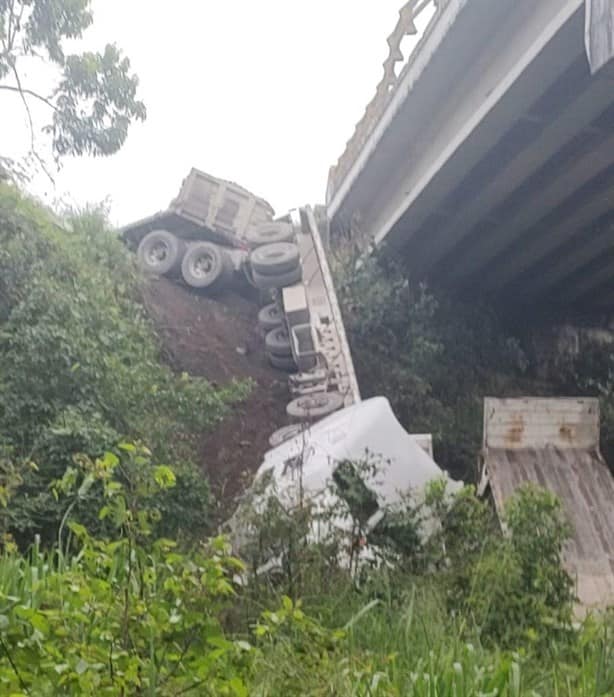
[[258, 303, 284, 332], [252, 265, 302, 290], [245, 222, 295, 247], [269, 423, 309, 448], [265, 326, 292, 357], [137, 230, 185, 276], [286, 392, 344, 420], [250, 242, 300, 275], [267, 352, 297, 372], [181, 242, 228, 289]]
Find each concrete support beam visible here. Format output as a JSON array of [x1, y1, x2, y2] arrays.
[[415, 76, 614, 277], [371, 0, 585, 251], [476, 130, 614, 292], [558, 255, 614, 304], [513, 210, 614, 301]]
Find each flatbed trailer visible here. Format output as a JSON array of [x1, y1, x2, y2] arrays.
[[479, 397, 614, 611]]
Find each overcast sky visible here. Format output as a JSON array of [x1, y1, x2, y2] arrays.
[[1, 1, 425, 226]]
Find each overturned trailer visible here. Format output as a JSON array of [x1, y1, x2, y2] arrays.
[[229, 396, 461, 573], [121, 168, 362, 435]]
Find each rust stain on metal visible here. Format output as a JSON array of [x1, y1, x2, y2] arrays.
[[559, 422, 575, 443], [505, 414, 525, 446]]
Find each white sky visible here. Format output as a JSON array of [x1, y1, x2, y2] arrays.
[[1, 1, 420, 226]]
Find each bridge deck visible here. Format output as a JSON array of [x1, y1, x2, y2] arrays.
[[328, 0, 614, 315]]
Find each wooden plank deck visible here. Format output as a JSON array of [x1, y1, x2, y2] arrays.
[[482, 398, 614, 610]]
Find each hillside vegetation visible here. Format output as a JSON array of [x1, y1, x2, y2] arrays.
[[0, 186, 611, 695], [0, 184, 248, 546], [334, 247, 614, 479]]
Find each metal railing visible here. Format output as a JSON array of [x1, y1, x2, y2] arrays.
[[327, 0, 447, 204]]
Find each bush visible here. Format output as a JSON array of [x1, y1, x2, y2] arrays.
[[333, 248, 527, 479], [0, 450, 611, 697], [242, 475, 613, 695], [0, 185, 248, 545], [0, 451, 252, 696]]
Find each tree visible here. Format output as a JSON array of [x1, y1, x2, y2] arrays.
[[0, 0, 146, 162]]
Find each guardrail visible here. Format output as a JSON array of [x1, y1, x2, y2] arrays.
[[326, 0, 446, 205]]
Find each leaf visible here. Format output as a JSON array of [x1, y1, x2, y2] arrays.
[[77, 473, 95, 498], [118, 442, 136, 453], [75, 658, 89, 675], [228, 677, 248, 697], [153, 466, 176, 490], [98, 505, 111, 520], [67, 521, 88, 538]]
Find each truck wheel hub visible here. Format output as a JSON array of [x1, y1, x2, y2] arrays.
[[192, 253, 214, 277], [148, 242, 169, 265]]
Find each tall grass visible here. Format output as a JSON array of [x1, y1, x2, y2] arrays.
[[249, 573, 614, 696], [0, 540, 612, 695]]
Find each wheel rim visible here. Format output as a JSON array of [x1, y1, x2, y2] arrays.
[[269, 424, 308, 447], [298, 394, 330, 410], [274, 328, 289, 345], [147, 241, 169, 267], [190, 251, 216, 278]]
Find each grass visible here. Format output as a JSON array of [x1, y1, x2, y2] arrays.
[[0, 523, 612, 695], [246, 571, 614, 696]]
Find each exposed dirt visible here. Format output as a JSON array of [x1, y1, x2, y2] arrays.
[[142, 277, 289, 497]]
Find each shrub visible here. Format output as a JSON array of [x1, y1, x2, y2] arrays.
[[460, 485, 575, 649], [0, 185, 248, 545], [333, 247, 527, 479], [0, 450, 251, 696]]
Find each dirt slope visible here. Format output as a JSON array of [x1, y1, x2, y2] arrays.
[[142, 277, 289, 496]]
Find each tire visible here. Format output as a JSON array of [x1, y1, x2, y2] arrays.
[[269, 423, 309, 448], [252, 265, 302, 290], [267, 352, 297, 372], [265, 326, 292, 356], [137, 230, 185, 276], [250, 243, 300, 276], [181, 242, 227, 289], [245, 222, 295, 247], [258, 303, 284, 332], [287, 392, 344, 420]]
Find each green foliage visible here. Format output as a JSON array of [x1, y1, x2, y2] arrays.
[[0, 185, 248, 544], [236, 472, 613, 696], [0, 451, 611, 696], [334, 249, 527, 479], [0, 0, 145, 159], [234, 449, 577, 646], [0, 454, 252, 696]]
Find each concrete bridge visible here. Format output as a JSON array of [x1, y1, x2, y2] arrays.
[[327, 0, 614, 315]]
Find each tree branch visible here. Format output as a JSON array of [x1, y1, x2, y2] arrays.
[[10, 65, 36, 150], [0, 83, 58, 111], [8, 64, 56, 184], [6, 0, 16, 52]]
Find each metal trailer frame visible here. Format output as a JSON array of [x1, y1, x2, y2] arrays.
[[282, 206, 361, 409], [120, 167, 274, 250]]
